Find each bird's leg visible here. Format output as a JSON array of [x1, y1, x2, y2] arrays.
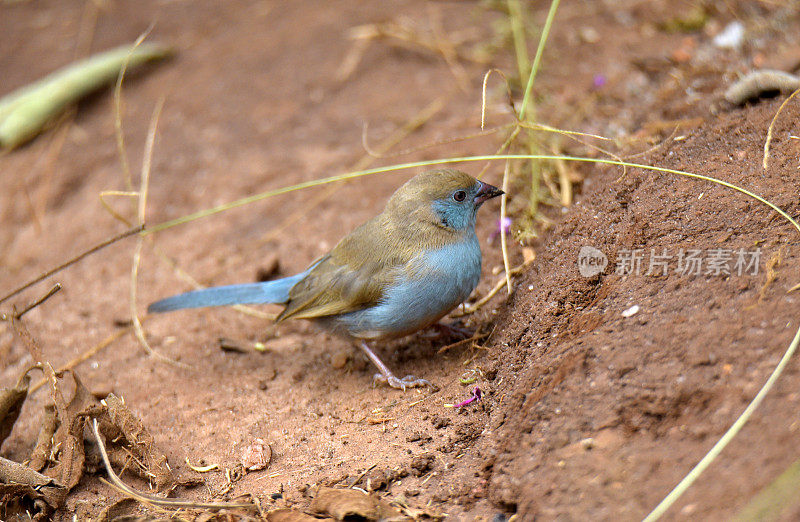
[[358, 341, 434, 391]]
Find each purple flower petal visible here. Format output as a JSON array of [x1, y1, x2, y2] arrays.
[[454, 387, 483, 408], [593, 74, 607, 88]]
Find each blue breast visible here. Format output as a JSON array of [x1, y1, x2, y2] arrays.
[[336, 235, 482, 339]]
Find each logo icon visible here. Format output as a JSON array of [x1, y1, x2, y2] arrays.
[[578, 246, 608, 277]]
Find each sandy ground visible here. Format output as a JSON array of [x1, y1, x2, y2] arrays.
[[2, 1, 800, 520]]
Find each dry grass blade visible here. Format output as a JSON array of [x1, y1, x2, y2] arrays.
[[341, 18, 479, 88], [358, 95, 447, 165], [115, 26, 157, 192], [128, 97, 177, 363], [762, 86, 800, 170], [500, 161, 512, 294], [454, 258, 533, 316], [481, 69, 518, 130], [437, 330, 490, 354]]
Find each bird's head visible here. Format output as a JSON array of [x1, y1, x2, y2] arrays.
[[385, 169, 504, 232]]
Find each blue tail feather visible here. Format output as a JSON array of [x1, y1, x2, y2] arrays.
[[147, 272, 305, 313]]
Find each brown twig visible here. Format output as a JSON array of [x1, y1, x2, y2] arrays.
[[437, 330, 490, 354], [12, 284, 62, 319], [30, 324, 136, 394], [453, 259, 533, 316], [0, 225, 144, 306], [348, 463, 378, 488], [10, 314, 45, 363]]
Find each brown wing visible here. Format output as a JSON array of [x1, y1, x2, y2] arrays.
[[278, 172, 468, 322], [276, 215, 413, 321]]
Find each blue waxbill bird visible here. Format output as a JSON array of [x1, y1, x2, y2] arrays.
[[148, 169, 504, 390]]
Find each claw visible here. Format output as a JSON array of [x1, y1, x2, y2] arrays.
[[360, 341, 438, 391], [373, 373, 437, 391]]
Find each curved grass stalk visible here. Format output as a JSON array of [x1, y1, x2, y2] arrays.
[[145, 153, 799, 521], [762, 86, 800, 170], [144, 154, 799, 234]]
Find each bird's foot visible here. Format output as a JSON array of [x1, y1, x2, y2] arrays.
[[373, 373, 438, 391], [359, 341, 438, 392]]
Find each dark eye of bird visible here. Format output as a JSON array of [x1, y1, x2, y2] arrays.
[[453, 190, 467, 202]]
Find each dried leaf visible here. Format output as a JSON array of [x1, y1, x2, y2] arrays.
[[92, 497, 139, 522], [0, 455, 66, 516], [101, 394, 174, 490], [46, 371, 100, 490], [310, 487, 403, 521], [0, 372, 30, 448], [267, 508, 333, 521], [28, 403, 57, 471]]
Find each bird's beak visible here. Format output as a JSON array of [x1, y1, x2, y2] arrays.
[[474, 181, 504, 205]]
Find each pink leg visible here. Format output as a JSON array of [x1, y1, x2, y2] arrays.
[[358, 341, 435, 391]]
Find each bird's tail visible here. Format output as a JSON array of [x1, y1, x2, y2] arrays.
[[147, 272, 305, 313]]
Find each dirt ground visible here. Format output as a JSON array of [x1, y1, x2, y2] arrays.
[[2, 0, 800, 520]]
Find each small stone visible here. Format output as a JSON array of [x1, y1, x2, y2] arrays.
[[241, 438, 271, 471], [410, 454, 435, 475], [713, 21, 744, 49], [330, 349, 349, 369], [431, 415, 450, 429], [522, 247, 536, 264], [255, 255, 281, 281], [406, 431, 422, 442], [578, 26, 600, 43], [622, 305, 640, 318], [405, 487, 420, 497]]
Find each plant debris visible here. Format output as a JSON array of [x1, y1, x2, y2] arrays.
[[241, 438, 272, 472], [453, 387, 483, 408], [0, 317, 213, 519], [0, 43, 171, 150], [725, 70, 800, 105], [98, 393, 175, 490], [310, 487, 402, 521], [0, 370, 31, 447]]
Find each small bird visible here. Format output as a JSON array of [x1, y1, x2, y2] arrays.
[[148, 169, 503, 390]]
